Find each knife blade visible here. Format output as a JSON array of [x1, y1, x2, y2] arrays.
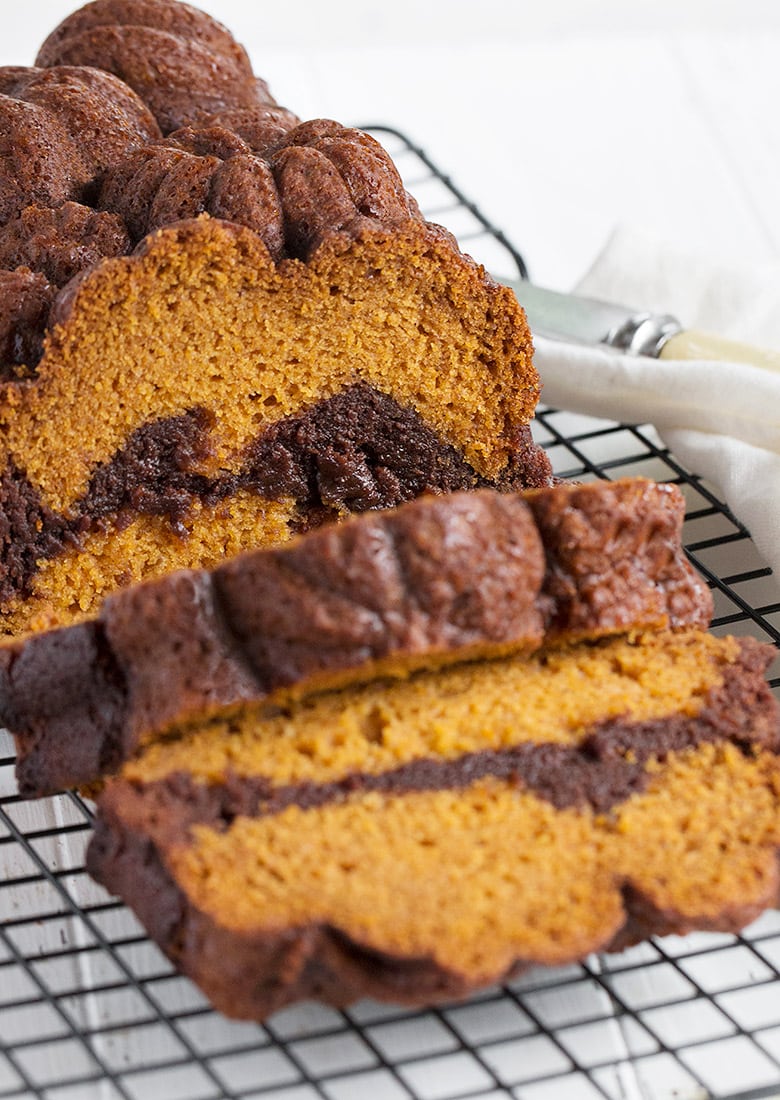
[[502, 277, 780, 373]]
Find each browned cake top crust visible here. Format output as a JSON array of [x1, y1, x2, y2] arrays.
[[36, 0, 285, 134], [37, 0, 252, 63], [0, 63, 159, 361], [0, 270, 55, 376], [200, 106, 301, 155], [0, 202, 130, 287], [95, 119, 419, 260], [0, 66, 161, 225], [1, 478, 713, 798]]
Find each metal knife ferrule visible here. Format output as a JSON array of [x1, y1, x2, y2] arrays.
[[604, 312, 683, 357], [503, 275, 780, 370]]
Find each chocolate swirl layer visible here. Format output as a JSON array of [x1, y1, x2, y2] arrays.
[[0, 383, 552, 610]]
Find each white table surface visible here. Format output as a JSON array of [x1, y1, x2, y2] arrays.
[[7, 0, 780, 297]]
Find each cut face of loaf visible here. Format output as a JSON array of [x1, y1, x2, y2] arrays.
[[87, 629, 780, 1021], [2, 478, 713, 798], [0, 215, 549, 636], [0, 4, 550, 637]]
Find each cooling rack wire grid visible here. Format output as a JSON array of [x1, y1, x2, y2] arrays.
[[1, 127, 779, 1100]]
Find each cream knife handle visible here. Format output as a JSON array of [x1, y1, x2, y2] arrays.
[[659, 328, 780, 373]]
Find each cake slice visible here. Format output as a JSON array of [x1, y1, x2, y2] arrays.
[[0, 478, 713, 797], [0, 1, 551, 636], [87, 628, 780, 1020]]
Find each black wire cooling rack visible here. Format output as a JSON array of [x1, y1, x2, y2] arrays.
[[1, 127, 779, 1100]]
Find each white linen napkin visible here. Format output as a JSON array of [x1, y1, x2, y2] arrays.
[[532, 225, 780, 585]]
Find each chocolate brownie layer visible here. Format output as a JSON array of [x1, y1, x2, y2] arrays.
[[0, 383, 551, 612], [2, 479, 712, 797], [87, 632, 780, 1020], [104, 638, 780, 826]]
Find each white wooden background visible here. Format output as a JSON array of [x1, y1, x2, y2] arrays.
[[6, 1, 780, 296]]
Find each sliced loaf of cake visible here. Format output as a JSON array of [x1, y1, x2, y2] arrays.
[[1, 478, 713, 797]]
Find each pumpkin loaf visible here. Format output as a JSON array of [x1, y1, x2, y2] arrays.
[[0, 478, 713, 798], [87, 629, 780, 1020], [0, 0, 550, 637]]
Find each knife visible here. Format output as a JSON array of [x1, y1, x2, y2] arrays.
[[503, 277, 780, 373]]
